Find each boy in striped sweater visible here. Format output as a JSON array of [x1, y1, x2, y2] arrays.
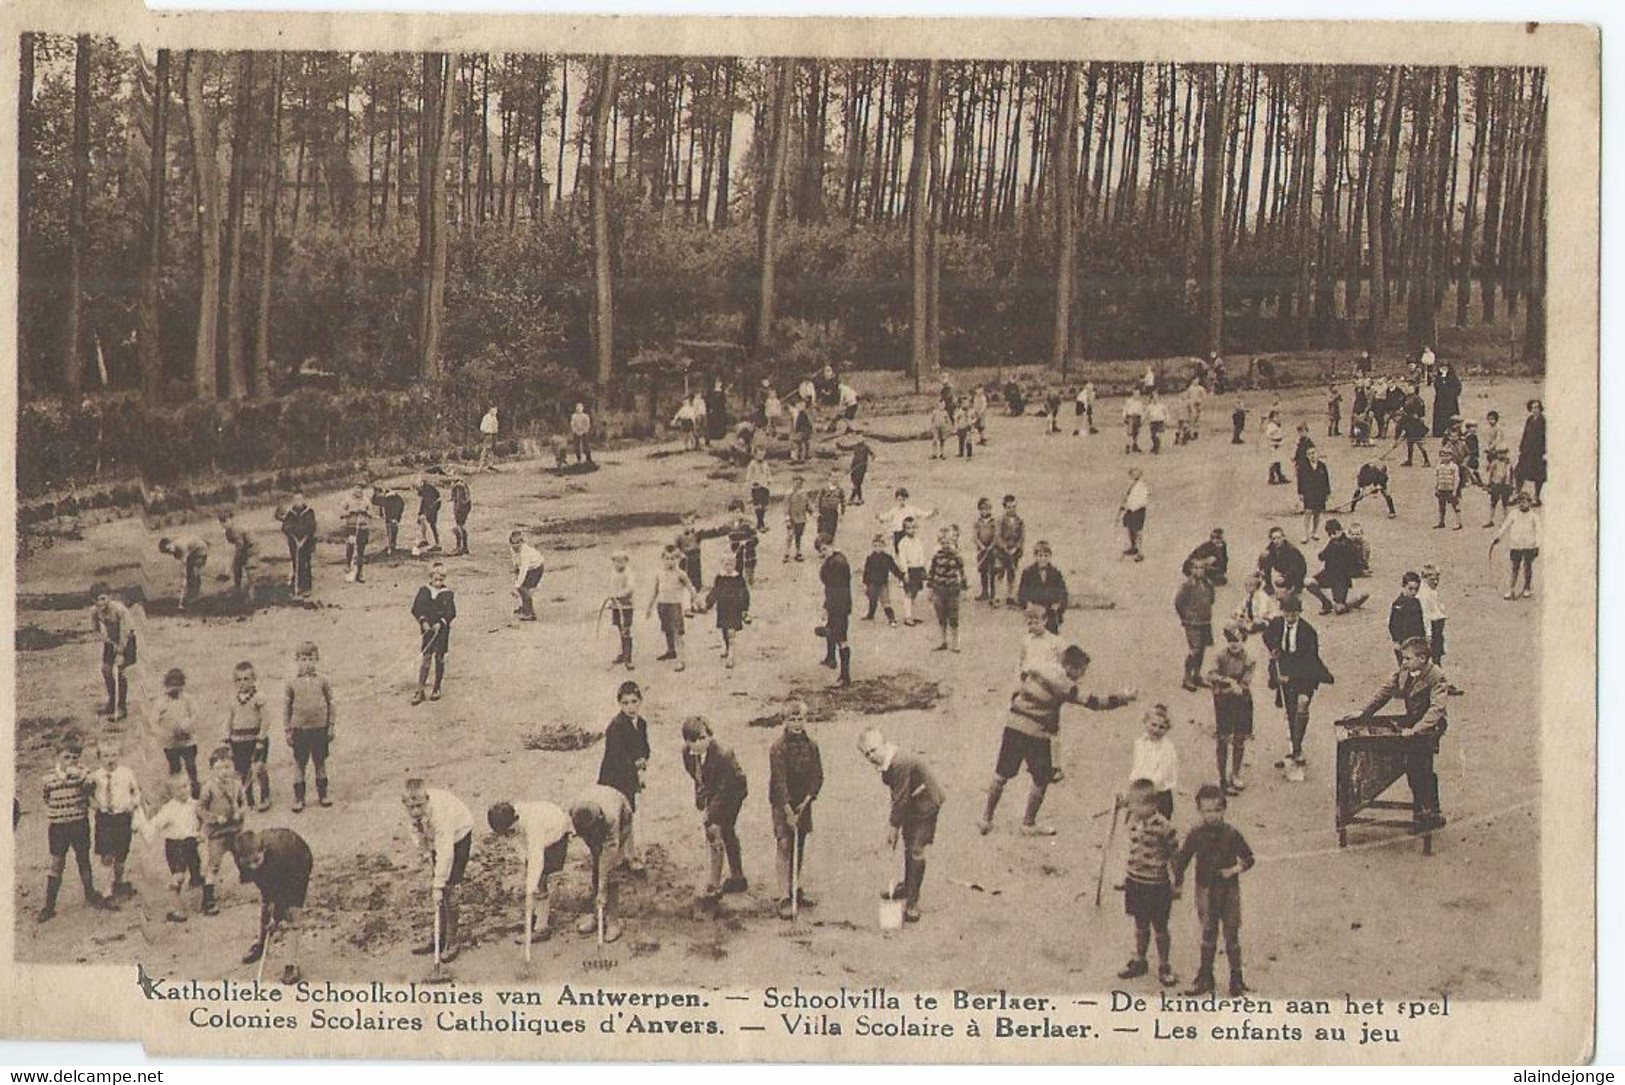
[[38, 735, 114, 921], [927, 527, 968, 653], [1433, 449, 1464, 530], [1117, 778, 1180, 987]]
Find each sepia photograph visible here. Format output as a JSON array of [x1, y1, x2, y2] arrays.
[[0, 5, 1599, 1064]]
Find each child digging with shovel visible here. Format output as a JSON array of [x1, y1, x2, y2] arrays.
[[768, 708, 823, 921], [403, 779, 474, 973], [567, 784, 633, 952]]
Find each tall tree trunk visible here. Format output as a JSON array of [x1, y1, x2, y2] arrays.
[[1403, 71, 1441, 348], [1315, 70, 1344, 334], [714, 64, 735, 227], [366, 70, 378, 230], [1372, 67, 1403, 337], [136, 49, 170, 401], [1200, 64, 1231, 356], [394, 80, 408, 221], [1230, 66, 1258, 247], [555, 58, 569, 209], [588, 56, 620, 385], [1480, 69, 1510, 323], [755, 58, 795, 357], [1521, 111, 1547, 365], [908, 60, 940, 391], [866, 61, 889, 221], [223, 52, 255, 399], [64, 35, 91, 392], [184, 52, 222, 401], [1343, 72, 1374, 322], [1293, 69, 1321, 347], [1051, 63, 1080, 373], [18, 32, 35, 392], [1456, 69, 1488, 327], [254, 53, 284, 395], [418, 53, 457, 379]]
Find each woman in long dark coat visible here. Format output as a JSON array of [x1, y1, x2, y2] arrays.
[[1432, 362, 1463, 436], [1516, 398, 1547, 505]]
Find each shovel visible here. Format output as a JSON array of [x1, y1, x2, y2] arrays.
[[583, 899, 618, 973], [423, 889, 453, 984], [779, 822, 805, 937], [523, 892, 534, 966]]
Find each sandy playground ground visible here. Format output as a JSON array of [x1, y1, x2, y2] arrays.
[[12, 376, 1541, 1000]]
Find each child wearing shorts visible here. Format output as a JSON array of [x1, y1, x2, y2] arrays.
[[1489, 491, 1542, 599], [648, 545, 696, 671], [927, 527, 967, 653], [607, 551, 637, 669], [1117, 778, 1179, 987], [38, 734, 113, 921], [140, 774, 204, 923], [1205, 624, 1255, 795], [225, 661, 272, 811], [198, 747, 244, 916], [90, 739, 141, 900]]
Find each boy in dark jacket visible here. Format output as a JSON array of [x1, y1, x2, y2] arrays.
[[1184, 529, 1229, 587], [410, 564, 456, 704], [1348, 462, 1396, 518], [597, 681, 650, 864], [859, 728, 945, 924], [862, 534, 905, 626], [1174, 784, 1256, 996], [413, 476, 442, 555], [1016, 541, 1071, 633], [279, 494, 316, 597], [768, 711, 824, 919], [699, 555, 751, 669], [235, 827, 314, 985], [1387, 572, 1427, 666], [371, 484, 406, 554], [1304, 520, 1370, 616], [1174, 558, 1217, 692], [682, 717, 749, 899]]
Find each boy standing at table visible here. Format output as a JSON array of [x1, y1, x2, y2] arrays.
[[1354, 637, 1449, 831]]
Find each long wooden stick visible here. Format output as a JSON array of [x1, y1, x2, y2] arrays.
[[524, 891, 533, 964], [1094, 795, 1123, 907]]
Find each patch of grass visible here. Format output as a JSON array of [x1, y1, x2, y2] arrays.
[[531, 511, 683, 536], [15, 625, 88, 652], [521, 724, 604, 752], [747, 671, 944, 728]]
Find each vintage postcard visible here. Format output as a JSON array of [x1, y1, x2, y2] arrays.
[[0, 1, 1599, 1064]]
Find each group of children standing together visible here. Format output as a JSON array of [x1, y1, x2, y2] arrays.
[[38, 634, 335, 963]]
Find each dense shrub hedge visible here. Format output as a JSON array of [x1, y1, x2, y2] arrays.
[[17, 376, 569, 499]]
